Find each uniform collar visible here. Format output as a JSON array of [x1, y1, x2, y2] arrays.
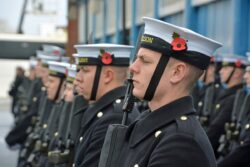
[[81, 86, 126, 128], [218, 83, 243, 100], [73, 96, 89, 116], [129, 96, 195, 148], [74, 105, 89, 116]]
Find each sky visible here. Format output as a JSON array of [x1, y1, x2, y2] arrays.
[[0, 0, 68, 35], [0, 0, 24, 33], [0, 0, 68, 98]]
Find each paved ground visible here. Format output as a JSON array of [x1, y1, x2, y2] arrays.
[[0, 98, 18, 167]]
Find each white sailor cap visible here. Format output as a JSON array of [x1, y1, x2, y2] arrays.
[[66, 64, 77, 83], [74, 43, 134, 66], [42, 45, 65, 56], [36, 50, 61, 67], [61, 56, 70, 63], [36, 50, 61, 61], [48, 61, 70, 78], [140, 17, 222, 70], [29, 56, 37, 68], [221, 54, 247, 69]]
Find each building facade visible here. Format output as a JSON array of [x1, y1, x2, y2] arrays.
[[76, 0, 250, 56]]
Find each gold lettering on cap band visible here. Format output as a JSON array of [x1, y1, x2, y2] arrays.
[[222, 61, 229, 66], [78, 57, 89, 63], [67, 77, 75, 82], [49, 70, 58, 75], [141, 35, 154, 43]]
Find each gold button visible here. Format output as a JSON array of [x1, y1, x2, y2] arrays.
[[180, 116, 188, 121], [154, 130, 162, 138], [41, 87, 46, 91], [245, 124, 250, 129], [26, 126, 32, 133], [134, 164, 139, 167], [72, 163, 75, 167], [43, 124, 47, 129], [48, 151, 52, 156], [42, 142, 47, 147], [216, 104, 220, 110], [198, 101, 203, 107], [79, 136, 83, 142], [33, 97, 37, 102], [21, 105, 28, 112], [116, 99, 122, 103], [54, 132, 59, 137], [97, 112, 103, 118], [215, 84, 220, 88], [240, 141, 244, 145]]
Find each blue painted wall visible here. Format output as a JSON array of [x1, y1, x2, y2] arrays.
[[80, 0, 250, 55], [163, 12, 184, 27], [232, 0, 250, 55]]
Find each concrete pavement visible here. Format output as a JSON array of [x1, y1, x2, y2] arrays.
[[0, 98, 18, 167]]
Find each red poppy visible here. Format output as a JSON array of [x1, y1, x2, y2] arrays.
[[171, 37, 187, 51], [53, 50, 60, 56], [210, 56, 215, 63], [235, 59, 242, 68], [101, 52, 113, 65]]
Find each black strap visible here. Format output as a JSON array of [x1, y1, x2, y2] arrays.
[[215, 61, 222, 85], [143, 54, 169, 101], [225, 67, 236, 85], [90, 65, 102, 100], [203, 70, 207, 83], [54, 78, 64, 101]]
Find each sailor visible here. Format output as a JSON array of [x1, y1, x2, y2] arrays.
[[217, 52, 250, 167], [207, 54, 247, 157], [73, 43, 139, 167], [113, 17, 222, 167]]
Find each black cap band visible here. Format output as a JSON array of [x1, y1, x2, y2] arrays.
[[77, 56, 129, 66], [141, 34, 210, 70], [49, 70, 66, 79], [222, 62, 246, 69], [42, 63, 49, 68]]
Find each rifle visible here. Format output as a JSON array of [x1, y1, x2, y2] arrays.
[[47, 101, 73, 164], [199, 84, 215, 128], [18, 98, 53, 163], [26, 102, 64, 166], [98, 26, 144, 167], [217, 90, 249, 156], [48, 95, 88, 165], [121, 75, 135, 125]]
